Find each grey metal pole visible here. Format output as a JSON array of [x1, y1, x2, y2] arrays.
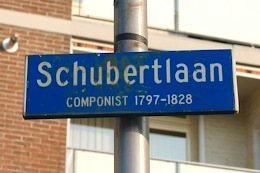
[[114, 0, 150, 173]]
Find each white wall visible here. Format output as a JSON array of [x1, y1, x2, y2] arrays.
[[245, 87, 260, 169], [204, 113, 247, 167]]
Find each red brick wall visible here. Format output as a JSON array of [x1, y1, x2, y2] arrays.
[[0, 24, 70, 173], [0, 0, 72, 19]]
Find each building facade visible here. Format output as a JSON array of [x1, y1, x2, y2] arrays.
[[0, 0, 260, 173]]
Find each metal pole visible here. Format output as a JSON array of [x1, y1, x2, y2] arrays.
[[114, 0, 150, 173]]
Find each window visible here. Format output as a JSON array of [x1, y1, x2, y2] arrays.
[[72, 0, 175, 30], [147, 0, 175, 30], [68, 118, 187, 161], [72, 0, 260, 44], [179, 0, 260, 44], [67, 117, 189, 173], [72, 0, 113, 21], [151, 129, 186, 161]]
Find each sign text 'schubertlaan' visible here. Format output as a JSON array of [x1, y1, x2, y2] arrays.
[[37, 58, 223, 87]]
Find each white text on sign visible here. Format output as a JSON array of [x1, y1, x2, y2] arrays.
[[36, 58, 223, 87]]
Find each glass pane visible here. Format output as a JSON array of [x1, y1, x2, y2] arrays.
[[179, 0, 260, 44], [72, 0, 175, 29], [72, 0, 81, 15], [78, 0, 114, 20], [150, 130, 186, 161], [148, 0, 175, 29]]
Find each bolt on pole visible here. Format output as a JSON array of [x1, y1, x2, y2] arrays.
[[114, 0, 150, 173]]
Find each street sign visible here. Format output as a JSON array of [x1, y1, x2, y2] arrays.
[[23, 49, 239, 119]]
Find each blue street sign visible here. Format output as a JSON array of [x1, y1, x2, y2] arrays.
[[23, 49, 239, 119]]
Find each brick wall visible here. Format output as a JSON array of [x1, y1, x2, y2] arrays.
[[0, 0, 71, 19], [0, 24, 70, 173]]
